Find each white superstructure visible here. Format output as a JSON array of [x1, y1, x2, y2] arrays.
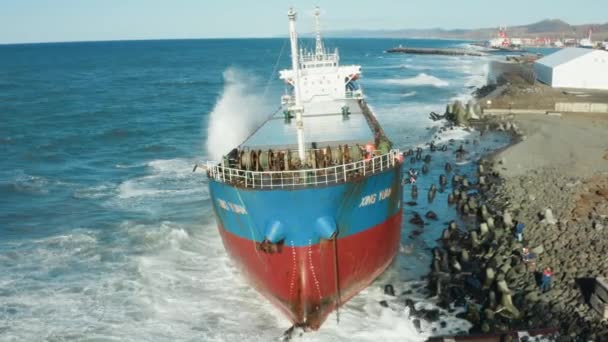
[[280, 7, 365, 160], [280, 8, 362, 108]]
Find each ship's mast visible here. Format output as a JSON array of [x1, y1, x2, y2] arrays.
[[288, 8, 306, 162], [314, 7, 324, 58]]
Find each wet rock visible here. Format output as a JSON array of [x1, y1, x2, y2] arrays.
[[410, 213, 425, 226], [425, 211, 438, 220], [384, 284, 395, 296], [379, 300, 389, 308], [405, 298, 417, 313], [422, 164, 429, 174], [428, 187, 436, 202], [413, 318, 421, 332], [418, 308, 441, 322]]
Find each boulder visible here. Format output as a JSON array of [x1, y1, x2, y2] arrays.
[[503, 211, 514, 228], [486, 217, 495, 230], [541, 208, 557, 225], [531, 245, 544, 255], [480, 223, 489, 236]]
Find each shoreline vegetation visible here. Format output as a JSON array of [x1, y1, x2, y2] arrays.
[[413, 90, 608, 339]]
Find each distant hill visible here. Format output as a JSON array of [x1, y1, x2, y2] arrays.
[[322, 19, 608, 41]]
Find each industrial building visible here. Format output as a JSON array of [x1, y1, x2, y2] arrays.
[[534, 48, 608, 90]]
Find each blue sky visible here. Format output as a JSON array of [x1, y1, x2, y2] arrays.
[[1, 0, 606, 44]]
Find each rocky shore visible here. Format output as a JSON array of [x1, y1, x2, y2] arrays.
[[423, 112, 608, 340]]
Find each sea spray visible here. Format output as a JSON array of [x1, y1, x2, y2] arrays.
[[206, 68, 272, 161]]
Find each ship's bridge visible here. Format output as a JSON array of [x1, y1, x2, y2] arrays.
[[279, 51, 362, 105]]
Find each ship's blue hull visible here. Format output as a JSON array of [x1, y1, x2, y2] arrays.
[[209, 165, 402, 327]]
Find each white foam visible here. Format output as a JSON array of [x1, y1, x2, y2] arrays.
[[73, 183, 117, 199], [402, 91, 417, 98], [206, 68, 272, 161], [110, 158, 210, 212], [432, 126, 474, 144], [381, 73, 449, 88], [4, 170, 72, 195], [295, 287, 429, 342]]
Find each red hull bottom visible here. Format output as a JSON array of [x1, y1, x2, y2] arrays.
[[218, 210, 402, 329]]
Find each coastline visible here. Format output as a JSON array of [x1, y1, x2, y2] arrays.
[[425, 111, 608, 339]]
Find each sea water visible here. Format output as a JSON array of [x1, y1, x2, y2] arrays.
[[1, 38, 509, 341]]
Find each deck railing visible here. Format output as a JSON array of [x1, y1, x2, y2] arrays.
[[205, 149, 401, 189]]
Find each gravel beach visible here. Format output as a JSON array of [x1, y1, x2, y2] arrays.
[[493, 113, 608, 178], [490, 113, 608, 338]]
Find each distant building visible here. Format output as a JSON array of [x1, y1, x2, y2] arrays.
[[534, 48, 608, 90]]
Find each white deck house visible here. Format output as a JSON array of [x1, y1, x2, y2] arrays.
[[534, 48, 608, 90]]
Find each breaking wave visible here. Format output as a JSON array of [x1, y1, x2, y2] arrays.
[[205, 68, 272, 161], [381, 73, 449, 88]]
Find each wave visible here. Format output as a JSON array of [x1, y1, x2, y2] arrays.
[[111, 158, 209, 214], [72, 183, 118, 200], [205, 68, 272, 161], [401, 91, 417, 98], [381, 73, 449, 88], [0, 170, 75, 196]]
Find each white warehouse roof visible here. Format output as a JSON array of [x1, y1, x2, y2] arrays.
[[536, 48, 599, 68]]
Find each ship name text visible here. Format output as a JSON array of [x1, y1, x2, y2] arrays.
[[359, 188, 392, 207], [217, 199, 248, 215]]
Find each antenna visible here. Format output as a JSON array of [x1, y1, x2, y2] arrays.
[[314, 6, 325, 58], [287, 8, 306, 162]]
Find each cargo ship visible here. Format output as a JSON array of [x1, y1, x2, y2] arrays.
[[204, 7, 403, 329]]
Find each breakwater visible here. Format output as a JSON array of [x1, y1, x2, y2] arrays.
[[380, 106, 608, 340], [417, 112, 608, 339]]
